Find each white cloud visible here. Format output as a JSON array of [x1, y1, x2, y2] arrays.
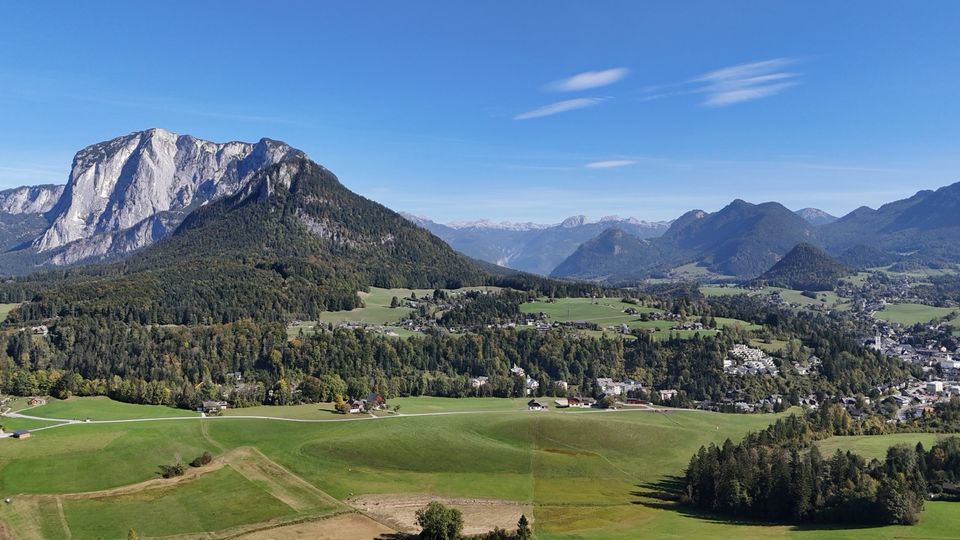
[[697, 58, 801, 107], [514, 97, 605, 120], [640, 57, 803, 107], [585, 159, 637, 169], [546, 68, 629, 92]]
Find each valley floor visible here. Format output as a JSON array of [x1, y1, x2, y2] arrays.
[[2, 397, 960, 539]]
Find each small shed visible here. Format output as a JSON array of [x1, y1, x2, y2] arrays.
[[12, 430, 31, 439]]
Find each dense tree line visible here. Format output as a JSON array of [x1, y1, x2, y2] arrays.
[[438, 290, 525, 327], [0, 290, 913, 412], [686, 405, 960, 525]]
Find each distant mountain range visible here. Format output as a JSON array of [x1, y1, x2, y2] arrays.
[[1, 128, 958, 289], [552, 199, 817, 282], [402, 213, 670, 276], [550, 182, 960, 283]]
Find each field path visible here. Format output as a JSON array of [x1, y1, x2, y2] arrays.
[[5, 403, 710, 432], [228, 447, 348, 513], [54, 497, 71, 540]]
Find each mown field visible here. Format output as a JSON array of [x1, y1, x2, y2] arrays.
[[0, 303, 18, 323], [520, 297, 760, 341], [4, 398, 960, 539], [700, 286, 849, 310], [875, 302, 958, 326], [288, 286, 503, 337]]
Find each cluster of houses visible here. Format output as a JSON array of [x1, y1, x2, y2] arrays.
[[723, 344, 779, 376], [870, 327, 960, 374], [697, 395, 785, 413]]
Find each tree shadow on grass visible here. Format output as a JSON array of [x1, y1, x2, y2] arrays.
[[630, 476, 890, 534]]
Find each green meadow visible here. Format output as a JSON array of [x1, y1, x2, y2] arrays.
[[521, 297, 760, 341], [700, 286, 849, 310], [24, 396, 197, 421], [3, 398, 960, 538], [289, 286, 503, 337], [875, 303, 958, 326], [0, 303, 19, 323]]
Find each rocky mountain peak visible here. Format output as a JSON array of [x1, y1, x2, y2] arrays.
[[560, 215, 589, 228], [0, 185, 65, 215], [34, 129, 304, 256]]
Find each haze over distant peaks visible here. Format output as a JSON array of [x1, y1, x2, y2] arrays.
[[402, 213, 671, 275]]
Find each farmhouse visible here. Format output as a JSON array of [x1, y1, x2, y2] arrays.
[[365, 392, 387, 410], [347, 399, 365, 414], [567, 396, 596, 408], [198, 400, 228, 414], [528, 399, 547, 411]]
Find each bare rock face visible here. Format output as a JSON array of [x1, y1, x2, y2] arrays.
[[0, 185, 65, 215], [34, 128, 304, 262]]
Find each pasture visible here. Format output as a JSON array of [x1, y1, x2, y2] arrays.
[[3, 398, 960, 538], [875, 302, 958, 326], [24, 396, 197, 421], [0, 303, 18, 323], [290, 286, 503, 337], [701, 285, 849, 310], [521, 297, 760, 341]]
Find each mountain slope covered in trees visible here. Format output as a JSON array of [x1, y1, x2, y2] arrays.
[[551, 200, 816, 282], [753, 242, 851, 291], [6, 157, 489, 324]]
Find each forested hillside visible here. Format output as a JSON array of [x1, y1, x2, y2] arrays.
[[2, 157, 489, 325], [753, 243, 851, 291]]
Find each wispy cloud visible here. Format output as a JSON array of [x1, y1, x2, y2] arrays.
[[697, 58, 800, 106], [514, 97, 605, 120], [546, 68, 629, 92], [640, 57, 803, 107], [585, 159, 637, 169]]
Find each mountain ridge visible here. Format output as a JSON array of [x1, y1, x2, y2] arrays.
[[405, 213, 670, 275], [11, 156, 490, 324]]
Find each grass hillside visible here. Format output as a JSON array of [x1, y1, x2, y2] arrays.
[[5, 398, 960, 538], [875, 303, 958, 326]]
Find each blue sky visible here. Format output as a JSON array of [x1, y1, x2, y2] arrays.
[[2, 1, 959, 223]]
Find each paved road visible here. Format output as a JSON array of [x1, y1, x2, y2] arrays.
[[3, 403, 693, 432]]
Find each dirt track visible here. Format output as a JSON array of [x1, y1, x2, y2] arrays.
[[349, 494, 532, 535], [233, 514, 395, 540]]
